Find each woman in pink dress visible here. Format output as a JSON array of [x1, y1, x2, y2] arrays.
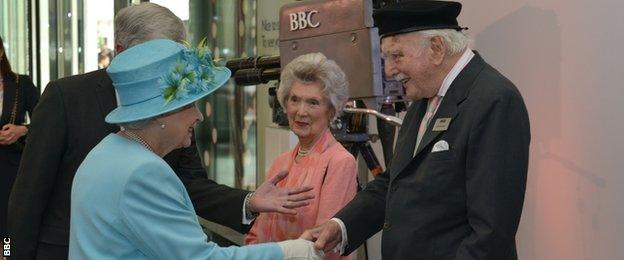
[[246, 53, 357, 260]]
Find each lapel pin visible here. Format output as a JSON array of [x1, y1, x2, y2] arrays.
[[432, 118, 452, 131]]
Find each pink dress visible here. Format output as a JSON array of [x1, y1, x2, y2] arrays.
[[245, 129, 357, 260]]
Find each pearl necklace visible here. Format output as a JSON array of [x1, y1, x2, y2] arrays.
[[296, 147, 311, 160], [121, 130, 154, 153]]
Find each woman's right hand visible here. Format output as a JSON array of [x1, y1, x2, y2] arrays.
[[277, 238, 324, 260]]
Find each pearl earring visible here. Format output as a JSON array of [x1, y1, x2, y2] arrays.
[[160, 123, 166, 129]]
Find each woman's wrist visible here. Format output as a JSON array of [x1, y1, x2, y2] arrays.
[[17, 125, 28, 136]]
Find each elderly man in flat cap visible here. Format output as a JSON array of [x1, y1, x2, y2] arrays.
[[301, 1, 530, 259]]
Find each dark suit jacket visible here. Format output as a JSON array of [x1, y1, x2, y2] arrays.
[[336, 53, 530, 260], [7, 69, 250, 260], [1, 74, 39, 237]]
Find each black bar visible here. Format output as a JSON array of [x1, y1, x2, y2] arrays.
[[225, 55, 280, 72], [232, 68, 280, 85], [361, 143, 383, 177], [377, 103, 396, 166]]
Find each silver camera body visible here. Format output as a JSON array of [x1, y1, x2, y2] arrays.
[[279, 0, 384, 101]]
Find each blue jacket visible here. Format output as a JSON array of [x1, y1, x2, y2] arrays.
[[69, 134, 282, 259]]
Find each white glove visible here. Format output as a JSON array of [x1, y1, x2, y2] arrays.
[[277, 238, 324, 260]]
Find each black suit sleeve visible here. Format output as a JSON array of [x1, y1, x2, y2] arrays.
[[334, 170, 389, 254], [8, 82, 67, 260], [454, 90, 530, 260], [163, 132, 251, 234]]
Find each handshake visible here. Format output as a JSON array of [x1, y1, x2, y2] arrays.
[[277, 220, 343, 260]]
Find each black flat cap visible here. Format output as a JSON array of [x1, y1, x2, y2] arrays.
[[374, 1, 465, 38]]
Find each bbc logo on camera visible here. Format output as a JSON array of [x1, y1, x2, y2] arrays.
[[3, 237, 9, 257]]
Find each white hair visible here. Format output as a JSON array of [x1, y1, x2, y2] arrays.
[[114, 3, 187, 49], [416, 29, 472, 56], [277, 52, 349, 120], [118, 118, 154, 130]]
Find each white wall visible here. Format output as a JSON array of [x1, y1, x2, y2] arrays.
[[458, 1, 624, 259]]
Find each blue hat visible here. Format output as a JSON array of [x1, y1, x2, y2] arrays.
[[374, 1, 465, 38], [105, 39, 231, 124]]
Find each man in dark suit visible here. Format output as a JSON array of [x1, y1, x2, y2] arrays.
[[7, 3, 312, 260], [302, 1, 530, 259]]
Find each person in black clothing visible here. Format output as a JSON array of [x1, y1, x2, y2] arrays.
[[0, 35, 40, 238]]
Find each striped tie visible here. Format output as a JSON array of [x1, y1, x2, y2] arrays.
[[414, 95, 441, 156]]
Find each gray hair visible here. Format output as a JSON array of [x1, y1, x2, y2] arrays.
[[114, 3, 186, 49], [118, 118, 154, 130], [277, 53, 349, 120], [415, 29, 472, 56]]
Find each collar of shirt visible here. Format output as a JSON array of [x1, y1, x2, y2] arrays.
[[437, 48, 475, 97]]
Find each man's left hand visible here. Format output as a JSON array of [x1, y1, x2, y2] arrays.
[[250, 170, 314, 215]]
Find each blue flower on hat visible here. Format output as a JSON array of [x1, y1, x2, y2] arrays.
[[160, 38, 218, 105]]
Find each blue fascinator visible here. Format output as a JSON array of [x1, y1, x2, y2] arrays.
[[105, 38, 231, 124]]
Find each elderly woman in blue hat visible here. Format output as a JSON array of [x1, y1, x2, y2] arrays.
[[68, 39, 323, 260]]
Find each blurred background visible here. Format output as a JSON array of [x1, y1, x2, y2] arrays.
[[1, 0, 623, 259]]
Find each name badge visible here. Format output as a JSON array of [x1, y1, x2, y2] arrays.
[[432, 118, 452, 131]]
